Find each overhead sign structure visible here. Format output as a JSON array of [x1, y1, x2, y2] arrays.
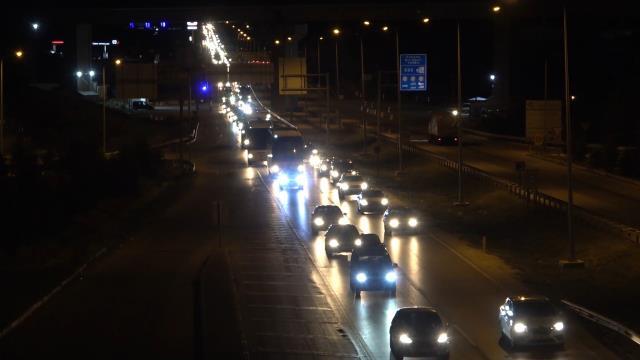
[[399, 54, 427, 91]]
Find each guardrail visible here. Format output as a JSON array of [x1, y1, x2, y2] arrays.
[[562, 300, 640, 346], [248, 85, 298, 130]]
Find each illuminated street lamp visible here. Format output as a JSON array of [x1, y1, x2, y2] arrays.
[[492, 5, 501, 13], [422, 17, 430, 23], [274, 39, 280, 45], [287, 36, 292, 41], [363, 20, 370, 26], [451, 109, 459, 117], [115, 59, 122, 65], [15, 50, 23, 58], [332, 28, 340, 35], [382, 26, 389, 32], [31, 22, 39, 30]]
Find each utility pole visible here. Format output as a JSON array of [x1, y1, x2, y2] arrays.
[[360, 37, 366, 153], [396, 30, 403, 173], [560, 6, 582, 268], [454, 20, 468, 206], [102, 66, 107, 155], [376, 70, 381, 145]]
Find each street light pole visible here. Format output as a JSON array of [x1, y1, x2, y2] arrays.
[[360, 37, 367, 153], [102, 66, 106, 155], [0, 59, 4, 156], [455, 20, 467, 206], [563, 6, 577, 264], [317, 38, 321, 75], [396, 30, 403, 173], [335, 40, 340, 99]]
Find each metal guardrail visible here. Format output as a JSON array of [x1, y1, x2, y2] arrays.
[[248, 85, 298, 130], [562, 300, 640, 346]]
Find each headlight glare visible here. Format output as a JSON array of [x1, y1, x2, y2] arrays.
[[243, 139, 250, 146], [356, 272, 367, 283], [295, 174, 305, 185], [321, 164, 328, 171], [314, 217, 325, 226], [354, 238, 362, 246], [437, 332, 449, 344], [553, 321, 564, 331], [389, 219, 399, 228], [360, 199, 368, 206], [408, 218, 418, 227], [270, 165, 280, 173], [340, 183, 349, 191], [381, 198, 389, 205], [399, 333, 413, 344], [248, 153, 254, 159], [331, 170, 339, 178], [385, 271, 397, 282], [297, 164, 305, 172], [328, 239, 339, 248], [360, 182, 368, 190], [514, 322, 527, 333]]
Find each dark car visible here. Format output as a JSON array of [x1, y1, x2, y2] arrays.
[[357, 233, 383, 250], [337, 174, 367, 200], [499, 296, 565, 348], [356, 189, 389, 214], [311, 205, 347, 235], [390, 307, 450, 360], [324, 224, 360, 258], [349, 244, 396, 297], [318, 157, 333, 177], [383, 207, 422, 236], [329, 159, 354, 184]]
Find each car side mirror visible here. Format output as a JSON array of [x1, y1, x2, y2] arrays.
[[393, 263, 399, 268]]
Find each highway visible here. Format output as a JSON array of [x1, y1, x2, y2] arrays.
[[0, 106, 621, 359]]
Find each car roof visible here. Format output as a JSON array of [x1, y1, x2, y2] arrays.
[[396, 306, 439, 315], [509, 295, 550, 303], [314, 205, 340, 211]]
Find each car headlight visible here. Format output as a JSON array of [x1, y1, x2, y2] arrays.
[[297, 164, 305, 172], [338, 217, 349, 225], [514, 322, 527, 333], [437, 332, 449, 344], [243, 139, 250, 146], [241, 130, 245, 134], [321, 164, 328, 171], [360, 199, 368, 206], [389, 219, 399, 228], [314, 217, 325, 226], [278, 174, 289, 185], [339, 183, 349, 191], [354, 238, 362, 246], [295, 174, 304, 185], [312, 149, 318, 155], [553, 321, 564, 331], [385, 271, 397, 282], [399, 333, 413, 344], [360, 182, 368, 190], [248, 153, 254, 159], [238, 123, 244, 130], [408, 218, 418, 227], [381, 198, 389, 205], [270, 165, 280, 173], [356, 272, 367, 283], [331, 170, 339, 178], [329, 239, 339, 248]]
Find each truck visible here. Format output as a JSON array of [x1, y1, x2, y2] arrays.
[[245, 122, 272, 166], [427, 111, 459, 145], [268, 128, 306, 189]]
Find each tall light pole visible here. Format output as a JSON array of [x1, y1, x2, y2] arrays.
[[0, 50, 24, 157], [360, 21, 369, 153], [396, 29, 403, 173], [332, 28, 341, 99], [454, 20, 468, 206], [102, 66, 106, 155], [317, 36, 323, 74], [561, 6, 582, 267]]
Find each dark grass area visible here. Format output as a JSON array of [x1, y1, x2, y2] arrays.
[[307, 123, 640, 335]]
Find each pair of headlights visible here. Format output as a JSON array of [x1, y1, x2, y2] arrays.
[[398, 332, 448, 345], [359, 198, 388, 206], [355, 271, 396, 283], [389, 218, 418, 228], [513, 321, 564, 334]]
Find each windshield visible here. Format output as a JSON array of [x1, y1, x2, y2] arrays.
[[272, 136, 304, 161], [398, 311, 443, 330], [355, 255, 391, 266], [363, 190, 384, 197], [342, 176, 363, 183], [516, 301, 557, 317], [246, 128, 271, 149], [328, 225, 358, 238]]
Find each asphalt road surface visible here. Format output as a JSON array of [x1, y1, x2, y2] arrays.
[[0, 110, 621, 360]]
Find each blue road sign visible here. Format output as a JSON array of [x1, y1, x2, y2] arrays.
[[400, 54, 427, 91]]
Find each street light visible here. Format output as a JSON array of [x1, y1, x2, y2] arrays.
[[332, 28, 340, 35], [422, 17, 430, 23], [89, 70, 95, 77], [76, 71, 83, 78], [31, 23, 39, 30], [287, 36, 292, 41], [274, 39, 280, 45], [492, 5, 501, 13], [115, 59, 122, 66], [15, 50, 23, 58], [363, 20, 370, 26], [332, 28, 341, 99], [451, 109, 459, 117], [382, 26, 389, 32], [489, 74, 496, 81]]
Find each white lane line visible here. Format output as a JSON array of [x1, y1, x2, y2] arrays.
[[256, 168, 375, 359], [429, 231, 505, 292], [0, 247, 108, 339]]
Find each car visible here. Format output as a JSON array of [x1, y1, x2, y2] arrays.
[[383, 207, 422, 236], [311, 205, 348, 235], [498, 296, 565, 348], [349, 243, 396, 297], [318, 157, 333, 177], [389, 307, 450, 360], [356, 233, 383, 250], [337, 174, 367, 200], [329, 159, 354, 184], [324, 224, 361, 258], [356, 189, 389, 214], [276, 168, 305, 190]]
